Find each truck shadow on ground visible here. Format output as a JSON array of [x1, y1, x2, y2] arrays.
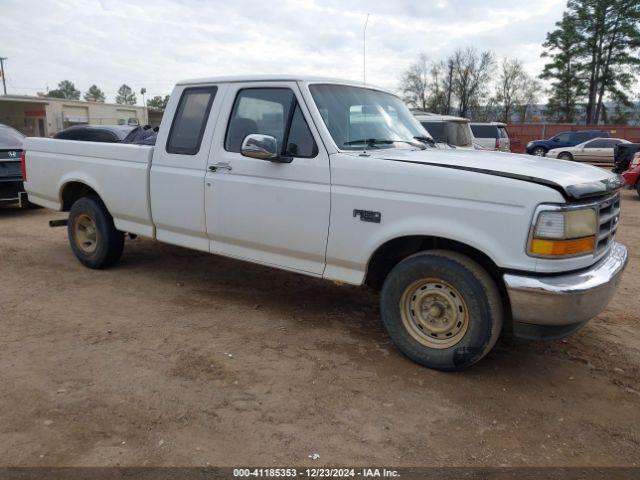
[[115, 236, 555, 376]]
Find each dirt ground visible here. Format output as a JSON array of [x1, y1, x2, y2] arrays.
[[0, 190, 638, 467]]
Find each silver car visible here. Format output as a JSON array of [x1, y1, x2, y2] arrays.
[[546, 137, 630, 165]]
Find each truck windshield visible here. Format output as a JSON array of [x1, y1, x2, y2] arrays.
[[309, 84, 430, 150]]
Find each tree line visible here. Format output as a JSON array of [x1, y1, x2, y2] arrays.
[[42, 80, 170, 111], [400, 0, 640, 124]]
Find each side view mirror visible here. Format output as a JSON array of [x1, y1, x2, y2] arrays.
[[241, 134, 278, 160]]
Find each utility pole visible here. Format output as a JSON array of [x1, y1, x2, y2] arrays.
[[0, 57, 7, 95], [363, 14, 369, 85]]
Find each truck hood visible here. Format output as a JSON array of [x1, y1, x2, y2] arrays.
[[362, 148, 621, 200]]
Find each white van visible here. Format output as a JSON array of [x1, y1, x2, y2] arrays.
[[470, 122, 511, 152], [413, 112, 475, 149]]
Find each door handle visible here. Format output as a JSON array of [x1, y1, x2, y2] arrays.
[[209, 162, 232, 172]]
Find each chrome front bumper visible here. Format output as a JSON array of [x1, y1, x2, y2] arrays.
[[503, 242, 628, 331]]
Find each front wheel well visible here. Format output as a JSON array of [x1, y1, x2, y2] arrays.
[[364, 235, 504, 295], [60, 182, 99, 211]]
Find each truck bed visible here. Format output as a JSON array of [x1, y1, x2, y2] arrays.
[[23, 138, 155, 237]]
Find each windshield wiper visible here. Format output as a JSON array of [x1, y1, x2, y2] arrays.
[[344, 138, 426, 150], [414, 136, 436, 147]]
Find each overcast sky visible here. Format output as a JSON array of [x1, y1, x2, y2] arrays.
[[0, 0, 567, 104]]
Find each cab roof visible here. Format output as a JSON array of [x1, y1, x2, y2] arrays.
[[176, 75, 394, 94]]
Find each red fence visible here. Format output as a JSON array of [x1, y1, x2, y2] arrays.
[[506, 124, 640, 153]]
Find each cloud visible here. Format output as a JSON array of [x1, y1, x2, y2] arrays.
[[0, 0, 566, 102]]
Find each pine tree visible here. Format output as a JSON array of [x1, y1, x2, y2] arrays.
[[540, 13, 586, 122], [47, 80, 81, 100], [542, 1, 640, 124], [115, 84, 137, 105], [83, 84, 106, 102], [572, 0, 640, 124], [146, 95, 170, 111]]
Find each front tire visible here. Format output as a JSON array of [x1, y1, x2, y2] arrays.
[[532, 147, 547, 156], [68, 196, 124, 269], [558, 152, 574, 161], [636, 182, 640, 199], [380, 251, 503, 371]]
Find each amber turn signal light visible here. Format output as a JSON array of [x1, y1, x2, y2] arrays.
[[530, 236, 596, 257]]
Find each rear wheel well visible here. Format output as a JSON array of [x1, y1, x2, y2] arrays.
[[365, 235, 504, 296], [60, 182, 99, 211]]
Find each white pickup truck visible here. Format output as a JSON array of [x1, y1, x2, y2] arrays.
[[23, 75, 628, 371]]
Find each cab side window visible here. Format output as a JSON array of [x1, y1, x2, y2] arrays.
[[167, 86, 217, 155], [225, 88, 317, 158]]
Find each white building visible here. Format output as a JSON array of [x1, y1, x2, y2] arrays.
[[0, 94, 149, 137]]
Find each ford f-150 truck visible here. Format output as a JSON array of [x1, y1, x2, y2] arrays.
[[22, 75, 628, 371]]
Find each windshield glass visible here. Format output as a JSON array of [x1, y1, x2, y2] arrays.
[[421, 121, 473, 147], [309, 84, 430, 150]]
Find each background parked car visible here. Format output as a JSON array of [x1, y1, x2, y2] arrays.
[[53, 124, 135, 143], [413, 112, 475, 149], [622, 152, 640, 198], [470, 122, 511, 152], [0, 123, 26, 206], [613, 142, 640, 173], [546, 138, 630, 166], [526, 130, 610, 156]]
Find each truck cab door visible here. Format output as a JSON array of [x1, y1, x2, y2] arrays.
[[150, 84, 227, 251], [204, 82, 330, 275]]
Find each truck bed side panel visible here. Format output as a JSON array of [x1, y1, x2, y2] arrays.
[[23, 138, 155, 237]]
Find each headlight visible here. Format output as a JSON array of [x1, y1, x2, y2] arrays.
[[527, 141, 533, 147], [529, 207, 597, 257]]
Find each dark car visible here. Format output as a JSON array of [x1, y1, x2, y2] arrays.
[[613, 142, 640, 173], [0, 124, 26, 206], [526, 130, 610, 156], [53, 124, 135, 143]]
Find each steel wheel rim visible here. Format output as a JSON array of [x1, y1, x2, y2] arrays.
[[400, 278, 469, 349], [534, 148, 545, 156], [74, 214, 98, 254]]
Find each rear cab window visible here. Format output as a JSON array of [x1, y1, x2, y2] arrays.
[[470, 125, 499, 138], [167, 86, 218, 155], [422, 121, 473, 147]]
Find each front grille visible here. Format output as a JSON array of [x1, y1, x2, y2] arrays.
[[595, 193, 620, 256]]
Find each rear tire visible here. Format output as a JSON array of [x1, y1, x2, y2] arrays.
[[380, 250, 503, 371], [636, 182, 640, 199], [68, 196, 124, 269]]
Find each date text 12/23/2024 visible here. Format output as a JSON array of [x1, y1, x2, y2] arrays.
[[233, 468, 400, 478]]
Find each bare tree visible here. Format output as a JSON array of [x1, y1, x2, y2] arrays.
[[427, 59, 456, 114], [516, 77, 542, 123], [451, 48, 495, 117], [495, 58, 527, 123], [399, 54, 430, 110]]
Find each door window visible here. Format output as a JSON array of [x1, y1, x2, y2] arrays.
[[555, 133, 571, 143], [225, 88, 317, 158], [585, 139, 606, 148], [166, 86, 217, 155]]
